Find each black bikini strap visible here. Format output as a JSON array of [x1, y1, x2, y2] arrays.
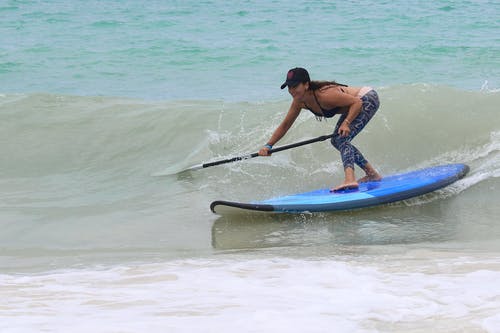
[[312, 91, 326, 113], [302, 99, 321, 118]]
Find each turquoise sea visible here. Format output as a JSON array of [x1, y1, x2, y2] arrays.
[[2, 0, 499, 99], [1, 1, 500, 332]]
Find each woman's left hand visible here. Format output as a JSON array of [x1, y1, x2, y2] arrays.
[[338, 122, 351, 137]]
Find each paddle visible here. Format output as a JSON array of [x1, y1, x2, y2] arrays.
[[182, 134, 334, 173]]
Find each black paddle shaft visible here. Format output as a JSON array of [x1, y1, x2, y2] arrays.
[[201, 134, 334, 169]]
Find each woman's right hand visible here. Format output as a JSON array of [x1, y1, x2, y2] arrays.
[[258, 147, 272, 156]]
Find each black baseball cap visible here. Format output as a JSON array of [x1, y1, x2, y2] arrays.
[[280, 67, 310, 89]]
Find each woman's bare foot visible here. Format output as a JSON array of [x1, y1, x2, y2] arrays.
[[330, 167, 359, 192], [357, 173, 382, 183], [330, 181, 359, 192], [358, 163, 382, 183]]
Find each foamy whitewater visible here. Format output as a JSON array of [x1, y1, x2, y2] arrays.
[[1, 1, 500, 332]]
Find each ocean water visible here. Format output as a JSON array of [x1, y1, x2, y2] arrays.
[[1, 1, 500, 332]]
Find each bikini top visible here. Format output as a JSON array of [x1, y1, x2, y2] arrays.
[[305, 84, 348, 118]]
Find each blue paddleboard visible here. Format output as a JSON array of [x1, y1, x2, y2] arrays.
[[210, 164, 469, 214]]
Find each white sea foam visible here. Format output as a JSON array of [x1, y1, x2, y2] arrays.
[[2, 255, 500, 333]]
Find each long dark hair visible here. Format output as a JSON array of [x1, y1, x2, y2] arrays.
[[309, 80, 348, 91]]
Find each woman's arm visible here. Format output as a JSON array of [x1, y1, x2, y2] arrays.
[[259, 100, 302, 156]]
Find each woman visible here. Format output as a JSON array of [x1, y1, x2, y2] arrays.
[[258, 67, 381, 192]]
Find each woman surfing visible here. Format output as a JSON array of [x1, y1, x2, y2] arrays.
[[259, 67, 381, 192]]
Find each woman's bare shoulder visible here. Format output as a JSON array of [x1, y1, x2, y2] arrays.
[[289, 98, 305, 112]]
